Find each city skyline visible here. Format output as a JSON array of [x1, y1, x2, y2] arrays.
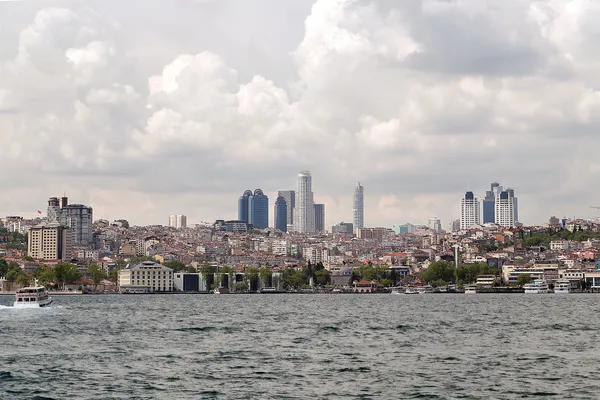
[[2, 1, 600, 228]]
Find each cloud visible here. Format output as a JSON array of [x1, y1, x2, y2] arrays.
[[1, 0, 600, 228]]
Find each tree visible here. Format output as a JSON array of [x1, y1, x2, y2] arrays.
[[314, 269, 331, 286], [244, 267, 260, 291], [0, 258, 9, 277], [421, 261, 455, 284], [34, 266, 55, 286], [54, 263, 82, 289], [200, 263, 217, 292], [259, 267, 272, 288], [6, 269, 19, 283], [516, 274, 532, 287], [164, 260, 187, 273], [88, 264, 107, 291], [282, 268, 304, 290], [232, 281, 248, 292], [16, 274, 29, 287], [218, 266, 234, 288]]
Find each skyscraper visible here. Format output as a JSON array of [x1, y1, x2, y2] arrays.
[[274, 196, 288, 232], [60, 202, 93, 246], [169, 215, 187, 228], [277, 190, 295, 230], [314, 203, 325, 232], [429, 216, 441, 233], [495, 190, 515, 227], [460, 191, 480, 229], [238, 190, 252, 223], [353, 182, 364, 229], [294, 171, 314, 233], [506, 188, 518, 222], [248, 189, 269, 229], [47, 197, 61, 224]]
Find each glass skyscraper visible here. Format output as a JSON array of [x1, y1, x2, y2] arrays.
[[274, 196, 287, 232], [238, 190, 252, 223], [248, 189, 269, 229], [314, 203, 325, 232]]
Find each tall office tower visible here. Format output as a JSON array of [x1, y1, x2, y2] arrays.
[[449, 219, 461, 232], [495, 190, 515, 227], [482, 182, 504, 223], [274, 196, 288, 232], [314, 203, 325, 232], [27, 224, 72, 261], [506, 188, 518, 222], [294, 171, 314, 233], [60, 201, 93, 246], [248, 189, 269, 229], [277, 190, 295, 230], [47, 197, 61, 224], [238, 190, 252, 223], [428, 216, 441, 233], [169, 214, 187, 228], [460, 191, 480, 229], [353, 182, 364, 229]]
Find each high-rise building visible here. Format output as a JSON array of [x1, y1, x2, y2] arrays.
[[169, 215, 187, 228], [449, 219, 461, 232], [277, 190, 295, 230], [248, 189, 269, 229], [27, 224, 72, 261], [495, 190, 515, 227], [60, 202, 93, 246], [294, 171, 314, 233], [274, 196, 288, 232], [47, 197, 61, 224], [314, 203, 325, 232], [353, 182, 364, 229], [460, 191, 480, 229], [428, 217, 441, 233], [238, 190, 252, 223], [506, 188, 518, 222]]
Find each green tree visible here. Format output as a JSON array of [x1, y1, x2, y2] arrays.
[[516, 274, 532, 287], [314, 269, 331, 286], [218, 266, 234, 288], [244, 267, 260, 291], [259, 267, 272, 287], [0, 258, 9, 277], [16, 274, 29, 287], [6, 269, 19, 283], [88, 264, 107, 290], [54, 263, 82, 289], [232, 281, 248, 292], [34, 266, 55, 286], [421, 261, 455, 284], [200, 263, 217, 292], [282, 268, 304, 289], [164, 260, 187, 272]]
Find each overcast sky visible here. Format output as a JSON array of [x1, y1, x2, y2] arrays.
[[1, 0, 599, 228]]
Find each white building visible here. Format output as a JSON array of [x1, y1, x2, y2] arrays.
[[495, 190, 515, 227], [428, 216, 441, 233], [27, 224, 72, 261], [169, 214, 187, 229], [294, 170, 314, 233], [460, 191, 480, 229], [353, 182, 364, 230], [118, 261, 174, 293]]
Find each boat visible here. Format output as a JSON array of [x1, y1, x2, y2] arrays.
[[416, 285, 434, 294], [523, 279, 549, 294], [554, 279, 571, 294], [260, 287, 277, 293], [14, 280, 53, 308], [213, 287, 230, 294], [464, 285, 477, 294], [405, 286, 419, 295], [391, 287, 402, 295]]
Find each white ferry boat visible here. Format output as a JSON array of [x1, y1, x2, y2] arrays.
[[464, 285, 477, 294], [405, 286, 419, 295], [554, 279, 571, 294], [416, 285, 434, 294], [14, 281, 53, 308], [523, 279, 549, 294]]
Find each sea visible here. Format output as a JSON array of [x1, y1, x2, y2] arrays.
[[1, 293, 599, 399]]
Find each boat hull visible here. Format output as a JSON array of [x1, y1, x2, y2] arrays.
[[524, 289, 548, 294], [554, 289, 570, 294], [13, 297, 53, 308]]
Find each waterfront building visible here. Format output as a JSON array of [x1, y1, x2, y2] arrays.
[[118, 261, 174, 293], [460, 191, 480, 229], [238, 190, 252, 223], [27, 224, 72, 261], [168, 214, 187, 229], [495, 190, 515, 227], [353, 182, 364, 230], [274, 196, 288, 232], [428, 217, 441, 233], [277, 190, 295, 231], [173, 272, 207, 292], [248, 189, 269, 229], [314, 203, 325, 232], [294, 171, 314, 233]]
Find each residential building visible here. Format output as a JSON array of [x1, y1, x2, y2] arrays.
[[332, 222, 353, 235], [27, 224, 72, 261], [353, 182, 364, 230], [314, 203, 325, 232], [274, 196, 288, 232], [495, 190, 515, 227], [460, 191, 480, 229], [277, 190, 295, 231], [213, 220, 249, 234], [294, 170, 314, 233], [248, 189, 269, 229], [169, 214, 187, 228], [393, 223, 415, 234], [118, 261, 174, 293], [238, 190, 252, 223]]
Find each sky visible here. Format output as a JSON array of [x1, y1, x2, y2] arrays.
[[1, 0, 600, 228]]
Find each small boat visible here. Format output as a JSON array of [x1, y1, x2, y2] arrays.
[[14, 280, 53, 308], [554, 279, 571, 294], [391, 287, 402, 295], [405, 286, 419, 295], [524, 279, 549, 294], [416, 285, 433, 294], [464, 285, 477, 294], [213, 287, 230, 294], [260, 287, 277, 293]]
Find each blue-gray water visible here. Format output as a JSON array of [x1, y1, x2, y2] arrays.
[[1, 294, 600, 399]]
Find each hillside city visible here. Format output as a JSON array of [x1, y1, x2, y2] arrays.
[[1, 172, 600, 294]]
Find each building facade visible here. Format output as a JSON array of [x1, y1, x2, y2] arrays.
[[332, 222, 354, 235], [238, 190, 252, 223], [495, 190, 515, 227], [353, 182, 364, 230], [428, 217, 441, 233], [314, 203, 325, 232], [169, 214, 187, 228], [27, 224, 72, 261], [294, 171, 314, 233], [460, 191, 480, 229], [274, 196, 288, 232], [277, 190, 295, 231], [60, 203, 93, 246], [118, 261, 174, 293], [248, 189, 269, 229]]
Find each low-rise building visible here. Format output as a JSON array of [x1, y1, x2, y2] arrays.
[[118, 261, 173, 293]]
